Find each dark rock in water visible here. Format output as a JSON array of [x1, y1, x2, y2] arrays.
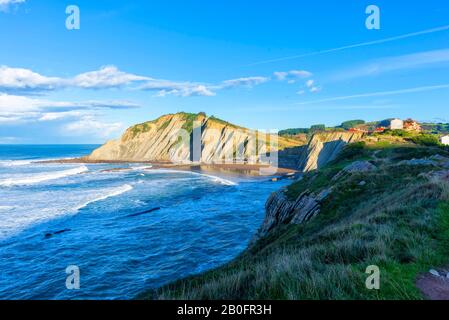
[[54, 228, 71, 235], [127, 207, 161, 218], [44, 229, 71, 239]]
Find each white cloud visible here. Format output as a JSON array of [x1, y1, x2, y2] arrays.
[[63, 116, 123, 138], [0, 94, 56, 113], [306, 80, 315, 88], [0, 65, 270, 97], [273, 72, 288, 81], [142, 80, 216, 97], [0, 93, 140, 112], [0, 93, 126, 140], [0, 0, 25, 12], [0, 66, 62, 91], [184, 85, 216, 97], [72, 66, 150, 89], [0, 114, 31, 123], [0, 65, 150, 92], [274, 70, 312, 82], [296, 79, 321, 94], [38, 111, 84, 122], [143, 76, 268, 97], [0, 93, 141, 123], [0, 136, 23, 143], [218, 76, 269, 89]]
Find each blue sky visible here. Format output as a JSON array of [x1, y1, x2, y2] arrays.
[[1, 0, 449, 143]]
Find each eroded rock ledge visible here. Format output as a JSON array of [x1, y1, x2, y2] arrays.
[[253, 159, 378, 243], [253, 187, 331, 241]]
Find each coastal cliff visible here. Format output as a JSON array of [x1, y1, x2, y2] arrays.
[[253, 188, 331, 240], [86, 112, 364, 173], [252, 160, 374, 242], [144, 133, 449, 300], [296, 131, 363, 171], [86, 112, 302, 165]]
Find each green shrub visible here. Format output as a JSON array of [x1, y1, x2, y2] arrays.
[[310, 124, 326, 132], [340, 120, 365, 130], [279, 128, 310, 136], [388, 129, 412, 137], [409, 134, 440, 147]]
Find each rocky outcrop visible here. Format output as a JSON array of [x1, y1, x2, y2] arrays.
[[297, 132, 363, 172], [332, 161, 377, 181], [254, 159, 376, 242], [253, 187, 331, 241], [86, 112, 302, 165]]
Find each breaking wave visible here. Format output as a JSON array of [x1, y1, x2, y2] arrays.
[[0, 166, 89, 187], [0, 160, 34, 167], [196, 172, 237, 186], [75, 184, 133, 211], [0, 206, 15, 211], [146, 169, 237, 186]]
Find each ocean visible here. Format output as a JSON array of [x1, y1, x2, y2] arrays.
[[0, 145, 288, 300]]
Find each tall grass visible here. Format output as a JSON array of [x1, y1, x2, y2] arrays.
[[139, 143, 449, 300]]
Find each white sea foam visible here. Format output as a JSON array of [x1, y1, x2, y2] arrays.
[[0, 166, 89, 187], [146, 169, 237, 186], [131, 165, 153, 170], [75, 184, 133, 211], [0, 183, 134, 240], [0, 160, 34, 167], [196, 173, 237, 186], [0, 206, 15, 211], [0, 158, 75, 168]]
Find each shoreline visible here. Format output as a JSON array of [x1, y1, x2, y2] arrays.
[[39, 158, 299, 178]]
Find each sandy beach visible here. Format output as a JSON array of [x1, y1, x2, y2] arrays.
[[39, 158, 298, 178]]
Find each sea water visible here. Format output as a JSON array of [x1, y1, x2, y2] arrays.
[[0, 145, 288, 299]]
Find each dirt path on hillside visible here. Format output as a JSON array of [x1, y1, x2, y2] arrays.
[[417, 269, 449, 300]]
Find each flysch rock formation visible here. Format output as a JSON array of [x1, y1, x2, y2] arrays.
[[296, 132, 364, 172], [87, 112, 363, 172], [252, 187, 331, 242], [86, 112, 302, 165], [254, 157, 373, 242]]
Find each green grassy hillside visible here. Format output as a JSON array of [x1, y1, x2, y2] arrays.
[[140, 133, 449, 300]]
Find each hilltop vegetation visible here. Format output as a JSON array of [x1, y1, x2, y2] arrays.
[[421, 122, 449, 134], [141, 132, 449, 300], [280, 120, 449, 138]]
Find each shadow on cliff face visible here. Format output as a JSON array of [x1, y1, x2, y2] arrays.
[[316, 139, 348, 169], [273, 139, 349, 171], [276, 146, 308, 170], [188, 120, 307, 167]]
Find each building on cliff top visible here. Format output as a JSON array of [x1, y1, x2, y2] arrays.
[[404, 119, 422, 132], [348, 127, 368, 133], [441, 135, 449, 146], [389, 118, 404, 130], [377, 118, 404, 130]]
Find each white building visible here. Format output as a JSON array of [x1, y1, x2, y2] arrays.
[[441, 135, 449, 146], [389, 118, 404, 130]]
